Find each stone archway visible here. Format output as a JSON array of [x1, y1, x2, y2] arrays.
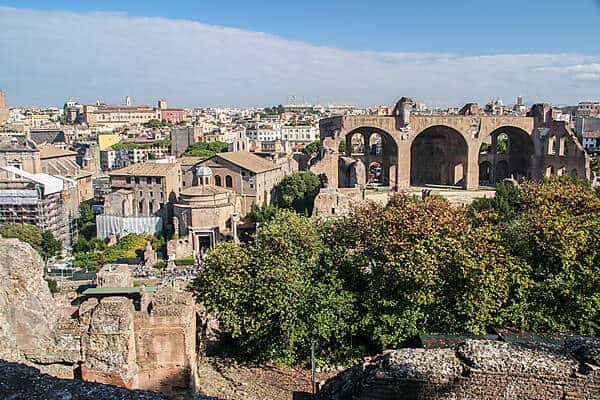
[[410, 126, 468, 188], [341, 127, 398, 188], [479, 126, 534, 184]]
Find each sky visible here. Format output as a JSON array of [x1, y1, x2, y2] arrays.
[[1, 1, 600, 107]]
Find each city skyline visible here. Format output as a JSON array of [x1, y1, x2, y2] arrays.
[[1, 4, 600, 107]]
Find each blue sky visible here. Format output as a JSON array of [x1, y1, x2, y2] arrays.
[[1, 1, 600, 107]]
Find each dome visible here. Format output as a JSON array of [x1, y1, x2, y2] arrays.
[[196, 166, 213, 177]]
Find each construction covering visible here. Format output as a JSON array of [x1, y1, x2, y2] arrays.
[[96, 215, 162, 239]]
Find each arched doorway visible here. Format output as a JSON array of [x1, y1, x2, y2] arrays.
[[368, 162, 383, 184], [341, 128, 398, 188], [410, 126, 468, 188], [478, 126, 534, 184]]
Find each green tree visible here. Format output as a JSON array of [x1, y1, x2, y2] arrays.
[[190, 210, 356, 365], [247, 203, 279, 224], [0, 223, 43, 252], [497, 177, 600, 334], [40, 230, 62, 264], [274, 171, 322, 215], [591, 156, 600, 176], [142, 119, 165, 128], [352, 195, 524, 347], [78, 202, 94, 228], [302, 141, 320, 158], [183, 141, 228, 157]]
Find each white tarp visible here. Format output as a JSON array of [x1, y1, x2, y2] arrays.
[[1, 166, 64, 195], [96, 215, 162, 239]]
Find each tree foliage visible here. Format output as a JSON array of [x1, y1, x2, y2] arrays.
[[73, 233, 154, 272], [183, 141, 228, 157], [246, 203, 279, 224], [302, 141, 320, 157], [192, 178, 600, 365], [274, 171, 322, 215], [191, 210, 357, 365], [0, 223, 62, 262], [263, 104, 285, 115]]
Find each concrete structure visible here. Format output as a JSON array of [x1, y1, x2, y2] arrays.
[[39, 145, 94, 202], [171, 126, 203, 157], [159, 108, 186, 124], [196, 151, 286, 213], [97, 133, 121, 151], [83, 104, 159, 128], [96, 264, 134, 288], [98, 161, 181, 238], [0, 167, 72, 247], [311, 98, 590, 191], [170, 166, 237, 258], [575, 117, 600, 151]]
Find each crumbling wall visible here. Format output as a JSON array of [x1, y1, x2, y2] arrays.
[[80, 297, 139, 388], [316, 339, 600, 400], [0, 238, 73, 372], [79, 286, 197, 396], [134, 286, 197, 395], [0, 238, 198, 396]]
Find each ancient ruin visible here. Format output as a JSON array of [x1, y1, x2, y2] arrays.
[[0, 238, 198, 398], [316, 339, 600, 400], [311, 98, 590, 191]]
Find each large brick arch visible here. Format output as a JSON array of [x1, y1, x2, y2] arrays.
[[409, 125, 470, 188]]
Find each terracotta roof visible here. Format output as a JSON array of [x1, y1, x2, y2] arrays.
[[39, 145, 77, 159], [179, 156, 207, 166], [212, 151, 280, 173], [180, 185, 230, 196], [109, 162, 178, 177]]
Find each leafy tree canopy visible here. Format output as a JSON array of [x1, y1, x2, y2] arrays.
[[0, 223, 62, 262], [274, 171, 322, 215], [302, 141, 320, 157], [191, 177, 600, 366], [183, 141, 228, 157]]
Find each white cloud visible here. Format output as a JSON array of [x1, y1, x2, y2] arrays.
[[1, 7, 600, 107], [575, 73, 600, 81]]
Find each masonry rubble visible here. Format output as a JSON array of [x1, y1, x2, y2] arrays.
[[0, 238, 198, 397], [316, 339, 600, 400]]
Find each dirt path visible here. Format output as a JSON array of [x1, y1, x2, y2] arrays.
[[196, 358, 336, 400]]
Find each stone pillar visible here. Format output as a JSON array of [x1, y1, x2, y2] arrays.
[[466, 143, 480, 190], [397, 143, 411, 189]]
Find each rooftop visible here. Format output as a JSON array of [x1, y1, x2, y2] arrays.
[[110, 162, 178, 177], [39, 145, 77, 159], [180, 185, 230, 197], [211, 151, 280, 173]]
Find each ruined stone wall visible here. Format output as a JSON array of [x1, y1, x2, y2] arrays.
[[79, 286, 197, 396], [312, 103, 590, 191], [316, 339, 600, 400], [0, 238, 198, 396]]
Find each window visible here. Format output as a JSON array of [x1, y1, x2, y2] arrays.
[[146, 177, 152, 184], [215, 175, 222, 186], [226, 175, 233, 188], [134, 177, 140, 184], [126, 177, 131, 184], [155, 177, 161, 184]]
